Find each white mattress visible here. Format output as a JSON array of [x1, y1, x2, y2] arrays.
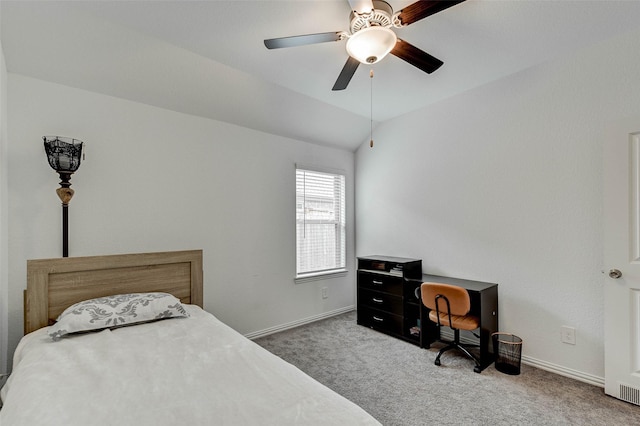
[[0, 305, 380, 425]]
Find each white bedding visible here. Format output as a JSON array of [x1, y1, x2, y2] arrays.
[[0, 305, 380, 425]]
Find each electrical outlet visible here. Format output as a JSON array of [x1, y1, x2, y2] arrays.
[[561, 326, 576, 345], [321, 287, 328, 299]]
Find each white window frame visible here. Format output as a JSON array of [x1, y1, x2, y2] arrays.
[[295, 165, 347, 283]]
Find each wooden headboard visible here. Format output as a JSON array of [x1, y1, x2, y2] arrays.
[[24, 250, 203, 334]]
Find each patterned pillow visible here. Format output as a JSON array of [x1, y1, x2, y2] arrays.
[[48, 292, 189, 341]]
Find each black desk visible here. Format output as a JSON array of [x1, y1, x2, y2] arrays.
[[412, 274, 498, 372]]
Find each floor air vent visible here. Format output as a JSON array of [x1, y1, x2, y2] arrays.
[[619, 383, 640, 406]]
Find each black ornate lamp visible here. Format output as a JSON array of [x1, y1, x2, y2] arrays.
[[43, 136, 84, 257]]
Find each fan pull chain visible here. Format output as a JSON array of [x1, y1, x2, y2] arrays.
[[370, 68, 374, 148]]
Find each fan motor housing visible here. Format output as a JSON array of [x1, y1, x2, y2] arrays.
[[349, 0, 394, 34]]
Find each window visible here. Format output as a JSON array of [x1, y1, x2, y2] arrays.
[[296, 166, 346, 279]]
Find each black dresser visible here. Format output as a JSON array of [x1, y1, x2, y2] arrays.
[[356, 256, 423, 345]]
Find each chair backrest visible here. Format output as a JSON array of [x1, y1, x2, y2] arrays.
[[421, 282, 471, 316]]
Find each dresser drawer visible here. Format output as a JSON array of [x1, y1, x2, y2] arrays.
[[357, 271, 403, 296], [358, 288, 403, 314], [357, 307, 403, 335]]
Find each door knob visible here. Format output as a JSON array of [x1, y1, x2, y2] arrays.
[[609, 269, 622, 279]]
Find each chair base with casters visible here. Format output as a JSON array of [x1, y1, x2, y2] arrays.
[[433, 328, 483, 373], [422, 282, 483, 373]]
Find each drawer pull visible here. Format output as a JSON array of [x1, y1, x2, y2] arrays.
[[372, 298, 384, 304], [372, 280, 383, 285], [373, 316, 384, 322]]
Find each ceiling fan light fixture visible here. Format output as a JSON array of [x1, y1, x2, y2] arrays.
[[346, 26, 397, 65]]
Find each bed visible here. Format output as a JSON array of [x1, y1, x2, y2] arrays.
[[0, 250, 380, 425]]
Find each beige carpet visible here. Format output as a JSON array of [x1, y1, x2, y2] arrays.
[[255, 311, 640, 425]]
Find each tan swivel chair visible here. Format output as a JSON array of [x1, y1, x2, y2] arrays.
[[421, 282, 482, 373]]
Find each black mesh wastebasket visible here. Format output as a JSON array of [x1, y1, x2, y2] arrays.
[[492, 332, 523, 375]]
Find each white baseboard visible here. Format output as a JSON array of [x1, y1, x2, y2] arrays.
[[247, 311, 605, 388], [521, 355, 604, 388], [245, 306, 355, 340], [435, 330, 605, 387]]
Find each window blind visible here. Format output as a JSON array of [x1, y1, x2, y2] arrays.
[[296, 167, 346, 276]]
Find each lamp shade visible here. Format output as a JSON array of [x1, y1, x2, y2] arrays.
[[43, 136, 84, 173], [346, 26, 397, 65]]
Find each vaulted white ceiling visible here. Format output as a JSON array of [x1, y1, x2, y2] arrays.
[[3, 0, 640, 151]]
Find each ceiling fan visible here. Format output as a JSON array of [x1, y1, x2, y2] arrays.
[[264, 0, 466, 91]]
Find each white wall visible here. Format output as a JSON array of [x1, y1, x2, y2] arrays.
[[5, 74, 356, 366], [0, 11, 8, 377], [356, 27, 640, 381]]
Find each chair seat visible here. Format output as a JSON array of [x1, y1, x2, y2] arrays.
[[429, 310, 479, 330]]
